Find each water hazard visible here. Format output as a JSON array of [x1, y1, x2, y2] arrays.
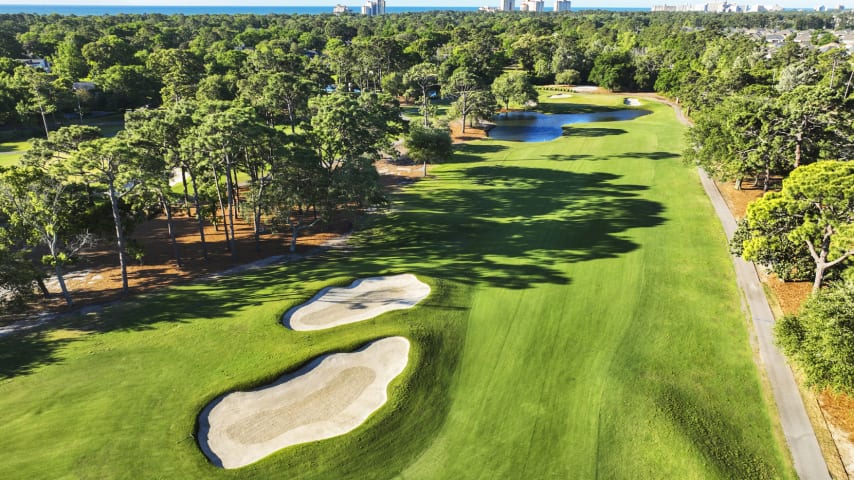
[[488, 110, 650, 142]]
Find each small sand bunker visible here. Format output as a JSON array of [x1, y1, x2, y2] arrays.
[[624, 97, 642, 106], [199, 337, 410, 469], [549, 93, 572, 98], [284, 274, 431, 331]]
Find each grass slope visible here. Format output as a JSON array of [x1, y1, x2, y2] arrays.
[[0, 94, 794, 479]]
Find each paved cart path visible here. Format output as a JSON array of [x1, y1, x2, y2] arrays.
[[653, 95, 830, 479]]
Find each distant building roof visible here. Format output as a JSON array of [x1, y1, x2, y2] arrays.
[[16, 58, 50, 73]]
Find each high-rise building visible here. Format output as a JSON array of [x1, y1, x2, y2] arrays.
[[362, 0, 386, 16], [520, 0, 544, 11], [333, 4, 351, 14], [553, 0, 571, 11], [499, 0, 515, 11]]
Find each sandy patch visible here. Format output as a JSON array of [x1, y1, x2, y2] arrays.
[[624, 98, 641, 106], [548, 93, 572, 98], [198, 336, 410, 469], [284, 274, 430, 331], [573, 85, 600, 93]]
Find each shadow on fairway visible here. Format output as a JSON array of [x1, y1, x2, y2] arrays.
[[448, 143, 508, 164], [356, 165, 665, 289], [544, 151, 680, 162], [0, 331, 67, 378], [0, 164, 665, 378], [656, 385, 778, 479], [562, 126, 628, 137], [621, 151, 680, 161], [537, 103, 627, 114]]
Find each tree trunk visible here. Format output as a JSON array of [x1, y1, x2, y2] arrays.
[[211, 164, 231, 250], [794, 128, 803, 168], [224, 158, 237, 257], [160, 193, 182, 268], [39, 105, 50, 139], [734, 177, 743, 190], [54, 262, 72, 306], [460, 93, 468, 134], [422, 87, 430, 127], [107, 181, 129, 296], [231, 165, 240, 216], [36, 278, 49, 298], [181, 166, 191, 216], [48, 243, 73, 306], [189, 169, 208, 261], [763, 166, 771, 192], [290, 225, 299, 253]]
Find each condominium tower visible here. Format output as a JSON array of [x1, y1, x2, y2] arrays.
[[362, 0, 386, 15], [520, 0, 545, 11], [553, 0, 572, 11]]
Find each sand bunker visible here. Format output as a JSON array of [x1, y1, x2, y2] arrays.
[[624, 97, 642, 106], [284, 274, 430, 331], [549, 93, 572, 98], [199, 336, 410, 469]]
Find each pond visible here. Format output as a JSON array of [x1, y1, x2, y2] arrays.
[[488, 109, 651, 142]]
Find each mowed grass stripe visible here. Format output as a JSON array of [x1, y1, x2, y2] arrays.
[[0, 95, 794, 479]]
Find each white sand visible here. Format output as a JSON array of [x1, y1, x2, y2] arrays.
[[548, 93, 572, 98], [624, 98, 642, 106], [198, 337, 410, 469], [284, 274, 431, 331], [573, 85, 599, 93]]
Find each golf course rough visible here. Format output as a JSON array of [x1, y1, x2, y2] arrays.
[[284, 274, 431, 331], [198, 336, 410, 469]]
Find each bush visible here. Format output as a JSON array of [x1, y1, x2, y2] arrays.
[[404, 125, 452, 164], [554, 69, 580, 85], [775, 282, 854, 393]]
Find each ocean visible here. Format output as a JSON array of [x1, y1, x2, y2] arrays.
[[0, 4, 648, 16]]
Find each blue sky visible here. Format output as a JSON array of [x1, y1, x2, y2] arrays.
[[0, 0, 825, 8]]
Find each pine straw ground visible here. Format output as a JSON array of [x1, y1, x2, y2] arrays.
[[717, 177, 854, 479], [2, 157, 424, 323]]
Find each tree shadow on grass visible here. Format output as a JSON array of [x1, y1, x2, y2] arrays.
[[543, 151, 680, 163], [447, 143, 508, 164], [0, 164, 666, 378], [562, 126, 628, 137], [655, 384, 779, 479], [0, 331, 67, 379], [538, 103, 628, 114], [620, 151, 680, 161], [354, 165, 665, 288]]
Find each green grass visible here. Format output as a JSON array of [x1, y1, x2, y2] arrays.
[[0, 121, 123, 169], [0, 95, 795, 479], [0, 139, 32, 167]]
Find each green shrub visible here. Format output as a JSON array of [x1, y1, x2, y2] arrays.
[[555, 69, 580, 85], [775, 282, 854, 392], [404, 125, 452, 164]]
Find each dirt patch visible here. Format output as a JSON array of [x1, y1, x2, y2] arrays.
[[2, 164, 425, 326], [449, 120, 490, 144]]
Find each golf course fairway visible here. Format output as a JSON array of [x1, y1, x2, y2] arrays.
[[0, 94, 796, 479]]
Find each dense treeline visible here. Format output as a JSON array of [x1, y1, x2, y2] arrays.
[[1, 9, 854, 390], [0, 9, 853, 123]]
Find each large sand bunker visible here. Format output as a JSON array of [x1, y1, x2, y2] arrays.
[[284, 274, 431, 331], [198, 337, 410, 469]]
